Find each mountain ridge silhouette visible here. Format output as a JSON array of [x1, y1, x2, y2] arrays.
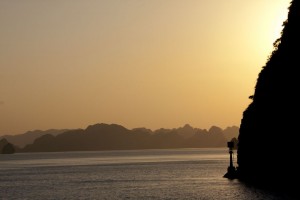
[[1, 123, 238, 153]]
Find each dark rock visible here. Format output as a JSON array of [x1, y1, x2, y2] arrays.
[[236, 0, 300, 195], [0, 138, 16, 154], [2, 143, 15, 154]]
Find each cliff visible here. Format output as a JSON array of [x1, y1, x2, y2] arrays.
[[237, 0, 299, 194]]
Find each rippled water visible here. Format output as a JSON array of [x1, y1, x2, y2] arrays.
[[0, 148, 296, 199]]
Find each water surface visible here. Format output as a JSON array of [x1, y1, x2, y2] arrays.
[[0, 148, 295, 199]]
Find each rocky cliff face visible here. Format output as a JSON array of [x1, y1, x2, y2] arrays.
[[237, 0, 300, 193]]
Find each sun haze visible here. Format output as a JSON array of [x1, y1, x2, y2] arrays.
[[0, 0, 291, 135]]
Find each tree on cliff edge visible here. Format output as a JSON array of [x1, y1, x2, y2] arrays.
[[237, 0, 300, 193]]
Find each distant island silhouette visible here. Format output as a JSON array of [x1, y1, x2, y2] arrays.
[[225, 0, 299, 197], [0, 129, 69, 148], [0, 123, 239, 153], [0, 138, 18, 154]]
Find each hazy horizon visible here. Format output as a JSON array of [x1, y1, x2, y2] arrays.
[[0, 0, 291, 135], [0, 122, 239, 136]]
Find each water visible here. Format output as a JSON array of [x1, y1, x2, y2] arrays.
[[0, 148, 296, 200]]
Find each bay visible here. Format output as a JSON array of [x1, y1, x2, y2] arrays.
[[0, 148, 295, 200]]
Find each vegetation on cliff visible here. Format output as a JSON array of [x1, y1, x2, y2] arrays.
[[237, 0, 299, 194]]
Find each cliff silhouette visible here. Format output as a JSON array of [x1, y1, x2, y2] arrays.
[[18, 123, 238, 152], [237, 0, 299, 194]]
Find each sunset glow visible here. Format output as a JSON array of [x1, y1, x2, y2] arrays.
[[0, 0, 291, 135]]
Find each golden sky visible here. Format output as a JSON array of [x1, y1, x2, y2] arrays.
[[0, 0, 291, 135]]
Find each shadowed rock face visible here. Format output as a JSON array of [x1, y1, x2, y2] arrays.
[[237, 0, 300, 193]]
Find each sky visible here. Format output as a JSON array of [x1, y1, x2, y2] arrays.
[[0, 0, 291, 135]]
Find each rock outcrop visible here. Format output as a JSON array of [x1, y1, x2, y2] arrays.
[[237, 0, 300, 194]]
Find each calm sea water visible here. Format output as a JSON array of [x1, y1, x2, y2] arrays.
[[0, 148, 296, 200]]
